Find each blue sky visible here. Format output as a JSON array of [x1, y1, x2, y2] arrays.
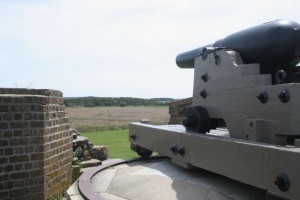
[[0, 0, 299, 98]]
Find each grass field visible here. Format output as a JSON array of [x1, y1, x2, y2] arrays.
[[81, 130, 137, 159], [66, 106, 170, 159]]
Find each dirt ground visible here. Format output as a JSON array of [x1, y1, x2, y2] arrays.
[[65, 106, 170, 132]]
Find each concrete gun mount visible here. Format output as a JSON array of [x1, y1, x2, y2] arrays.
[[130, 20, 300, 200]]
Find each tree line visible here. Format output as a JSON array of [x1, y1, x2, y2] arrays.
[[64, 97, 175, 107]]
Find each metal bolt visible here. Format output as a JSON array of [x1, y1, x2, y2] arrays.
[[274, 173, 290, 192], [170, 144, 178, 155], [178, 146, 185, 156], [257, 91, 268, 104], [278, 89, 290, 103], [201, 73, 208, 82], [130, 134, 136, 140], [200, 90, 207, 99]]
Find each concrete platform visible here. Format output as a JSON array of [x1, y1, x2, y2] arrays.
[[67, 157, 266, 200]]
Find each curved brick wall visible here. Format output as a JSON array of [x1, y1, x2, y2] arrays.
[[0, 88, 72, 200]]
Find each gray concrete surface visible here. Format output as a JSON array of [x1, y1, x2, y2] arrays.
[[67, 157, 265, 200]]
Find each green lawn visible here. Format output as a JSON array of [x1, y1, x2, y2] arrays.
[[81, 129, 138, 159]]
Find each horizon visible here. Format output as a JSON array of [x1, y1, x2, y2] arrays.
[[0, 0, 299, 98]]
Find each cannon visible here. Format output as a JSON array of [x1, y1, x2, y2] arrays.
[[129, 20, 300, 200], [177, 20, 300, 145]]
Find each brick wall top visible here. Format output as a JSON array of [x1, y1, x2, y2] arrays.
[[0, 88, 63, 97], [169, 97, 192, 107]]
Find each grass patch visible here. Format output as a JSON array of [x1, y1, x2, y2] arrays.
[[81, 129, 137, 159]]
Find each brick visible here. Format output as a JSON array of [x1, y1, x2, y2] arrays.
[[30, 137, 43, 145], [4, 130, 13, 137], [14, 180, 24, 187], [14, 113, 23, 120], [10, 105, 30, 112], [0, 183, 3, 190], [25, 146, 33, 153], [10, 138, 29, 145], [9, 188, 29, 197], [0, 174, 9, 181], [3, 114, 12, 120], [15, 194, 43, 200], [11, 172, 30, 179], [30, 185, 43, 193], [10, 122, 29, 129], [5, 182, 14, 189], [14, 130, 23, 137], [10, 155, 29, 163], [4, 165, 13, 172], [15, 164, 23, 171], [0, 157, 7, 164], [24, 163, 32, 170], [24, 113, 33, 120], [0, 123, 8, 129], [0, 191, 8, 199], [5, 148, 14, 155], [15, 147, 24, 154], [31, 121, 45, 128], [30, 105, 43, 112], [0, 140, 8, 146], [0, 105, 8, 112], [31, 153, 44, 160], [30, 169, 43, 177]]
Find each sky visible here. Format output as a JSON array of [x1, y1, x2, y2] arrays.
[[0, 0, 299, 98]]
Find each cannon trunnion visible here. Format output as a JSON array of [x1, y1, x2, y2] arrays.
[[129, 20, 300, 200]]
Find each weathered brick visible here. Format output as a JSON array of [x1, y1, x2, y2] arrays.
[[15, 147, 24, 154], [10, 122, 29, 129], [14, 180, 24, 188], [24, 163, 32, 170], [0, 140, 8, 146], [0, 174, 9, 181], [30, 185, 43, 193], [10, 105, 30, 112], [31, 153, 44, 161], [15, 194, 43, 200], [30, 169, 43, 177], [30, 105, 43, 112], [10, 155, 29, 163], [5, 148, 14, 155], [31, 121, 45, 128], [3, 114, 12, 120], [0, 123, 8, 129], [0, 183, 3, 190], [24, 113, 33, 120], [11, 172, 30, 180], [0, 157, 7, 164], [4, 165, 13, 172], [25, 146, 33, 153], [4, 130, 13, 137], [14, 113, 23, 121], [10, 138, 29, 145], [30, 137, 43, 145], [0, 191, 8, 199], [14, 130, 23, 137], [9, 188, 29, 197], [5, 182, 14, 189], [0, 105, 8, 112], [14, 164, 23, 171]]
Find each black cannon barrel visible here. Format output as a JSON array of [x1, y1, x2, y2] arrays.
[[176, 20, 300, 71]]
